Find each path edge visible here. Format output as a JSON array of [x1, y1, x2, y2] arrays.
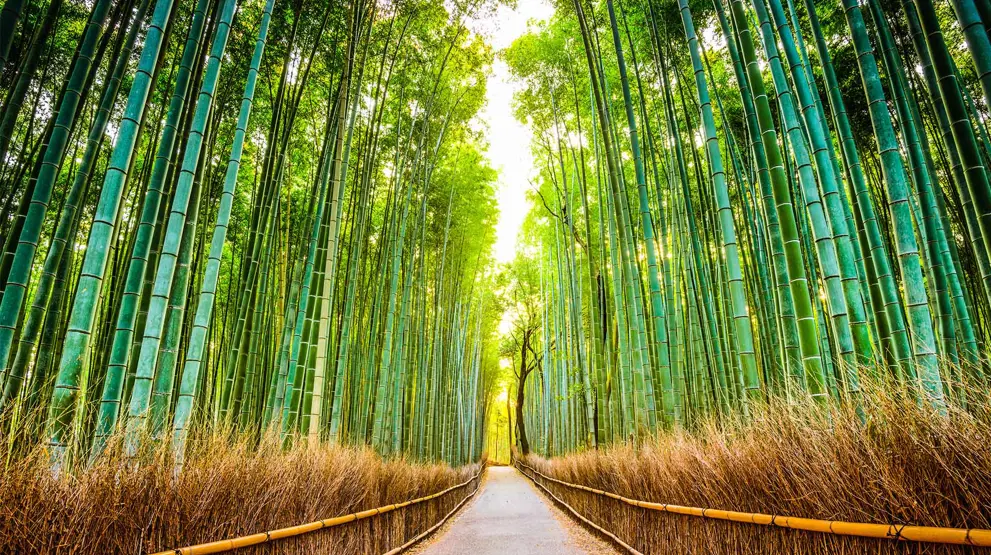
[[389, 467, 489, 554], [514, 462, 640, 554]]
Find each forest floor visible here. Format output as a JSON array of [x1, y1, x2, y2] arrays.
[[412, 466, 617, 555]]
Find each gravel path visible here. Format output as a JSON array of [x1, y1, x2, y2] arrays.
[[414, 466, 617, 555]]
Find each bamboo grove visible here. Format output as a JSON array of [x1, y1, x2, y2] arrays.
[[506, 0, 991, 457], [0, 0, 506, 469]]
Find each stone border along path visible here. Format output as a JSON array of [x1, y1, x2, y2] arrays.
[[412, 465, 618, 555]]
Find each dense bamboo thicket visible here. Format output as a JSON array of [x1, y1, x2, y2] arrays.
[[0, 434, 481, 553], [521, 383, 991, 553], [0, 0, 506, 470], [500, 0, 991, 457], [7, 0, 991, 548]]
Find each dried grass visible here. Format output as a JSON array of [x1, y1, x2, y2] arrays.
[[0, 431, 481, 554], [524, 383, 991, 554]]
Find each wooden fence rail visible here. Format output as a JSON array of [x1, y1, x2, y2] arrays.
[[149, 467, 484, 555], [515, 461, 991, 550]]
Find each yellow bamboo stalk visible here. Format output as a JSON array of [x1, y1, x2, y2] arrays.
[[515, 462, 991, 547], [150, 468, 484, 555]]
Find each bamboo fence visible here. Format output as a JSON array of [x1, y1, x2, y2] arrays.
[[149, 467, 484, 555], [516, 461, 991, 552]]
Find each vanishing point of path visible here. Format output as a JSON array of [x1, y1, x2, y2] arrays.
[[415, 466, 617, 555]]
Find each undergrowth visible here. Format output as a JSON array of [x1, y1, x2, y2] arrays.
[[524, 382, 991, 554], [0, 431, 481, 554]]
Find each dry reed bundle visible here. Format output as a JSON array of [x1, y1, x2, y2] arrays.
[[0, 431, 481, 554], [523, 383, 991, 554]]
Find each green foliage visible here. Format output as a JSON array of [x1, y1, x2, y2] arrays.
[[503, 0, 991, 456], [0, 0, 504, 470]]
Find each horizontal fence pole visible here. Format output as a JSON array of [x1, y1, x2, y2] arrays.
[[515, 461, 991, 548], [150, 467, 484, 555]]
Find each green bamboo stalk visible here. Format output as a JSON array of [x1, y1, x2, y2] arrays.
[[840, 0, 946, 408], [606, 0, 673, 427], [1, 0, 114, 402], [727, 0, 825, 398], [0, 0, 153, 408], [46, 0, 176, 465], [90, 0, 211, 458], [122, 0, 239, 453]]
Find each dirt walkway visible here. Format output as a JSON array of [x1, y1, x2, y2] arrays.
[[414, 466, 617, 555]]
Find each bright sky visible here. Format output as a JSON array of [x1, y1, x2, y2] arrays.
[[467, 1, 555, 264]]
